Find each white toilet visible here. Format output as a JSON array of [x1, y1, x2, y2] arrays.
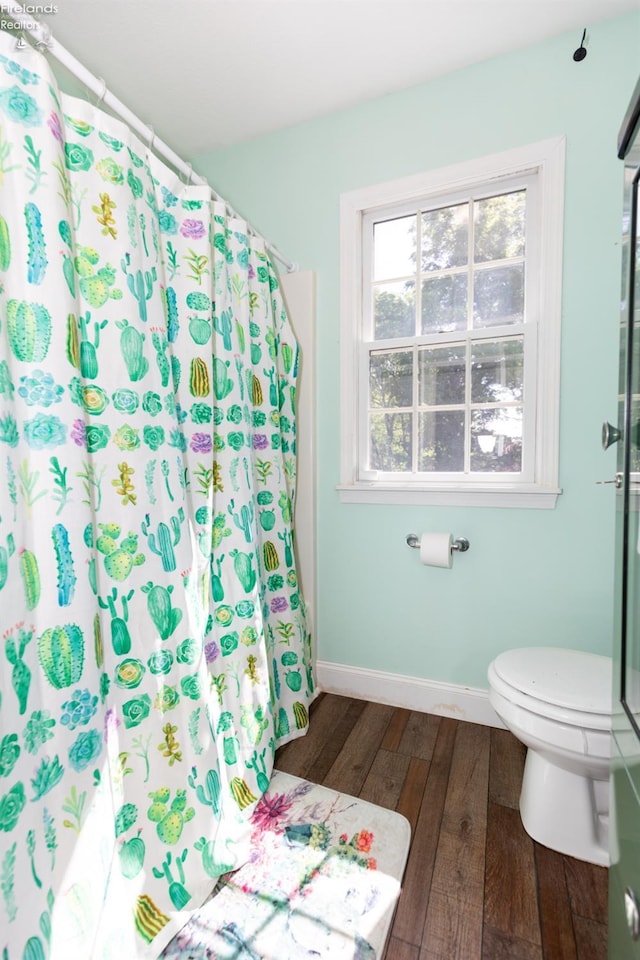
[[487, 646, 612, 867]]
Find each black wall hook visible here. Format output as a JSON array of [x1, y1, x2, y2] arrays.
[[573, 28, 587, 62]]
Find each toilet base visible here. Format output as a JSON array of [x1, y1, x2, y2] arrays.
[[519, 748, 609, 867]]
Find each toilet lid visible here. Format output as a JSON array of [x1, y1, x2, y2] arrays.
[[491, 647, 612, 716]]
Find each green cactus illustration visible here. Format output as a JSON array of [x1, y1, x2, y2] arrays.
[[263, 366, 279, 408], [145, 459, 157, 505], [213, 357, 233, 400], [211, 513, 231, 550], [278, 490, 292, 523], [147, 788, 194, 846], [0, 531, 15, 591], [25, 201, 48, 285], [98, 586, 134, 654], [211, 554, 225, 602], [275, 706, 289, 739], [152, 849, 191, 909], [162, 285, 179, 342], [118, 829, 145, 879], [0, 360, 14, 399], [278, 528, 294, 567], [281, 341, 294, 374], [189, 356, 210, 397], [21, 937, 45, 960], [194, 835, 235, 878], [240, 704, 269, 746], [74, 246, 122, 307], [246, 747, 269, 794], [230, 548, 256, 593], [150, 329, 170, 386], [37, 623, 84, 690], [187, 766, 221, 816], [116, 318, 149, 382], [19, 548, 40, 610], [52, 523, 76, 607], [228, 498, 254, 543], [141, 581, 182, 640], [66, 311, 108, 379], [141, 508, 184, 573], [58, 219, 75, 295], [213, 307, 233, 351], [121, 253, 157, 323], [0, 213, 10, 271], [95, 523, 145, 581], [186, 291, 212, 344], [6, 299, 51, 362], [5, 623, 33, 714]]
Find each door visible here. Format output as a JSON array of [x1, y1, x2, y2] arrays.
[[610, 74, 640, 959]]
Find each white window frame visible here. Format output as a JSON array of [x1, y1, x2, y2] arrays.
[[338, 137, 565, 509]]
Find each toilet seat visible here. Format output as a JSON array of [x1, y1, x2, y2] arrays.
[[489, 647, 611, 731]]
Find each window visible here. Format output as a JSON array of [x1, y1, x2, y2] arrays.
[[339, 138, 565, 508]]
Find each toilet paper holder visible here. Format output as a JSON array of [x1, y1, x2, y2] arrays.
[[406, 533, 470, 553]]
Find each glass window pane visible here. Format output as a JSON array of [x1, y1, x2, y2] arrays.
[[421, 274, 467, 334], [419, 410, 465, 472], [474, 191, 526, 263], [374, 215, 417, 280], [421, 203, 468, 271], [471, 338, 523, 403], [370, 350, 413, 408], [370, 412, 412, 471], [374, 281, 415, 339], [419, 345, 466, 406], [470, 408, 522, 473], [473, 264, 524, 328]]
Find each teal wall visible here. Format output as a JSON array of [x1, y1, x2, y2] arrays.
[[195, 14, 640, 690]]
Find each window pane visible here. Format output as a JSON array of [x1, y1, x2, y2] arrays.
[[421, 274, 467, 333], [471, 338, 523, 403], [421, 203, 468, 271], [474, 191, 526, 263], [419, 410, 465, 472], [470, 408, 522, 472], [370, 412, 412, 471], [473, 264, 524, 328], [374, 215, 417, 280], [374, 281, 415, 339], [370, 350, 413, 408], [419, 345, 466, 406]]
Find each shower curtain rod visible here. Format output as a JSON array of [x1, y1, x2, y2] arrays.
[[4, 2, 298, 273]]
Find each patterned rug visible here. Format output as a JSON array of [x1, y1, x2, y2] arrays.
[[159, 770, 411, 959]]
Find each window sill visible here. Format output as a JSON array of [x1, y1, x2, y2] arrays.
[[336, 482, 562, 509]]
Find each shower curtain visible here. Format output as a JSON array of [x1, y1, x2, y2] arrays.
[[0, 31, 313, 960]]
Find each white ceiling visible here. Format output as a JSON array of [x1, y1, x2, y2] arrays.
[[29, 0, 640, 157]]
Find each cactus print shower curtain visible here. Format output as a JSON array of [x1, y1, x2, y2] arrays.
[[0, 31, 313, 960]]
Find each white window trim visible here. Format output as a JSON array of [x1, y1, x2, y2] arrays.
[[338, 137, 565, 509]]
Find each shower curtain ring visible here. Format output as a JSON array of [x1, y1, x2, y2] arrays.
[[182, 162, 193, 186], [93, 77, 107, 107], [146, 124, 156, 151]]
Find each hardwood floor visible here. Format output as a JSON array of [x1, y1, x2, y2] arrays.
[[274, 692, 608, 960]]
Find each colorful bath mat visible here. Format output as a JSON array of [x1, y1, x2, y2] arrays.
[[159, 770, 411, 959]]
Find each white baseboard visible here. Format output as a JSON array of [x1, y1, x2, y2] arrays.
[[316, 660, 506, 729]]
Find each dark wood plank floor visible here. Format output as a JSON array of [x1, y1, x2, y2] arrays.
[[274, 692, 608, 960]]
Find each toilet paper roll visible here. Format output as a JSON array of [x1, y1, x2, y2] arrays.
[[419, 532, 453, 568]]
